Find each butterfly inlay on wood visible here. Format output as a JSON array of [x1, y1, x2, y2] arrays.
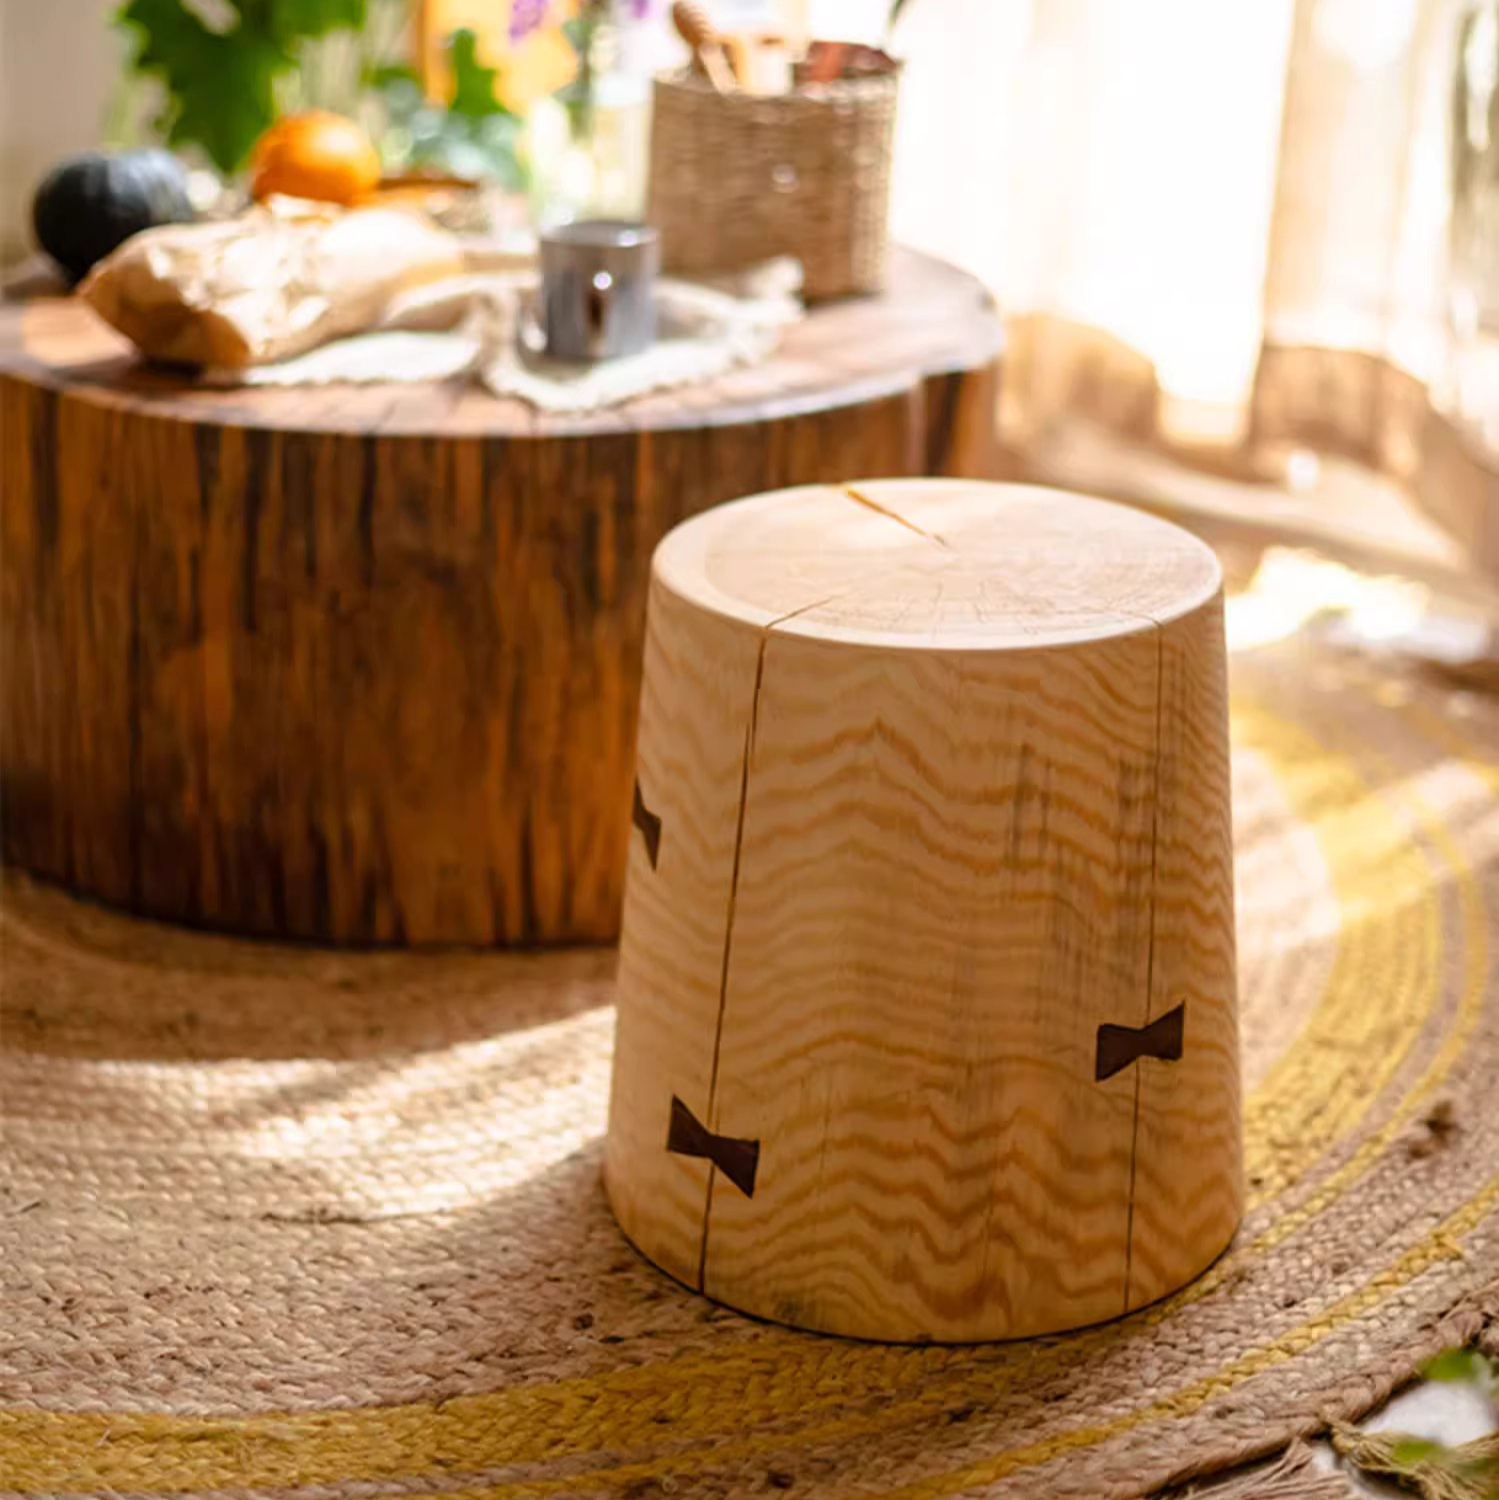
[[632, 779, 662, 868], [665, 1096, 760, 1198], [1095, 1003, 1187, 1081]]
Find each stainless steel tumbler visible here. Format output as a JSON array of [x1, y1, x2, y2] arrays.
[[539, 220, 660, 361]]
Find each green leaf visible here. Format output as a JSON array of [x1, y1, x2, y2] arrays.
[[116, 0, 369, 173], [447, 28, 509, 120], [1423, 1348, 1489, 1384], [269, 0, 367, 42], [366, 60, 422, 91], [1389, 1437, 1444, 1466], [117, 0, 289, 172]]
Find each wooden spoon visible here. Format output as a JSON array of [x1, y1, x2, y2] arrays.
[[672, 1, 736, 92]]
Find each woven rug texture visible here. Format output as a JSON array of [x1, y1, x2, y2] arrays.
[[2, 631, 1497, 1499]]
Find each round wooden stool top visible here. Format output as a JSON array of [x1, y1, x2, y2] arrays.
[[654, 476, 1223, 645], [0, 251, 1001, 946], [606, 480, 1241, 1342]]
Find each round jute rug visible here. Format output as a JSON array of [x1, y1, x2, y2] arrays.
[[2, 631, 1497, 1500]]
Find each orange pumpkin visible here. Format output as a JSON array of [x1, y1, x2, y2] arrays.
[[250, 111, 382, 206]]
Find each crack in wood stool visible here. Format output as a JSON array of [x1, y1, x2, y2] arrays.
[[605, 479, 1241, 1342]]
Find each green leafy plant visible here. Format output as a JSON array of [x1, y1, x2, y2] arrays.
[[373, 30, 524, 188], [447, 29, 505, 119], [116, 0, 369, 174]]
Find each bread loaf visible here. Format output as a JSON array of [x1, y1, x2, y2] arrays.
[[81, 199, 464, 368]]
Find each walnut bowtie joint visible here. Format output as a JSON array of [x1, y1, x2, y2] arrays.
[[666, 1096, 760, 1198], [1095, 1003, 1186, 1081], [632, 779, 662, 868]]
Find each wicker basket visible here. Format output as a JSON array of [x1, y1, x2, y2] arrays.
[[647, 69, 899, 301]]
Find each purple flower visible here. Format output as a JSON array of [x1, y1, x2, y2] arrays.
[[626, 0, 656, 15], [509, 0, 552, 41]]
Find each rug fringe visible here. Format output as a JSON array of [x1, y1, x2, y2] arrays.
[[1332, 1424, 1499, 1500], [1163, 1442, 1347, 1498]]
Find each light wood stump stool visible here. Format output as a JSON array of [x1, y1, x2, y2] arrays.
[[605, 479, 1241, 1342]]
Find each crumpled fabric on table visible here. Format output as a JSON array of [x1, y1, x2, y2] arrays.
[[206, 256, 805, 412]]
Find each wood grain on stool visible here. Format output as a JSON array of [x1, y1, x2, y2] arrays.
[[606, 480, 1240, 1341], [0, 250, 1001, 945]]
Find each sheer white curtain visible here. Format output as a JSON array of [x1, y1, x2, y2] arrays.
[[888, 0, 1498, 569]]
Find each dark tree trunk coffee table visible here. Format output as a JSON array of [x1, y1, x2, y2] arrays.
[[0, 249, 1003, 945]]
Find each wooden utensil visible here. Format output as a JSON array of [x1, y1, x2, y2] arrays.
[[724, 32, 793, 94], [672, 1, 736, 92], [800, 39, 898, 85], [804, 39, 848, 84]]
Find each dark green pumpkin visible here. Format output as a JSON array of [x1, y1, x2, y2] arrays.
[[32, 149, 195, 284]]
